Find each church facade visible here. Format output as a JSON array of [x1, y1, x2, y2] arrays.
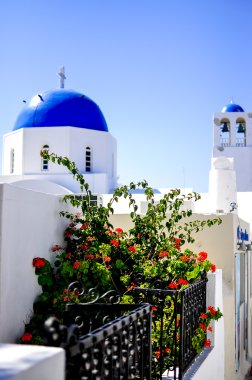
[[1, 86, 117, 194]]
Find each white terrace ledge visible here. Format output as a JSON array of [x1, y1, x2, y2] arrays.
[[0, 344, 65, 380]]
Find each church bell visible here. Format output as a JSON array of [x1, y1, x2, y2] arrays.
[[221, 122, 229, 133], [237, 123, 245, 133]]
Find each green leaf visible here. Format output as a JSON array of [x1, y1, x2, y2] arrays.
[[186, 266, 200, 281]]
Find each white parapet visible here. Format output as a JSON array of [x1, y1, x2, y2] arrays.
[[0, 344, 65, 380]]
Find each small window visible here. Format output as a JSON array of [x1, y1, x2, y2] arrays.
[[10, 148, 15, 174], [41, 145, 49, 171], [85, 147, 92, 172]]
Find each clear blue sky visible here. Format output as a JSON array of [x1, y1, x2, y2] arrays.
[[1, 0, 252, 192]]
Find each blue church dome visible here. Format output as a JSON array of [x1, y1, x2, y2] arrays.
[[221, 103, 244, 113], [13, 89, 108, 132]]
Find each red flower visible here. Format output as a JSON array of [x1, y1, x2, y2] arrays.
[[198, 251, 208, 261], [200, 313, 207, 319], [180, 255, 190, 262], [85, 254, 95, 260], [203, 339, 211, 347], [106, 230, 114, 235], [199, 323, 207, 332], [80, 223, 88, 230], [64, 230, 72, 238], [20, 333, 32, 342], [104, 256, 111, 262], [127, 282, 137, 291], [51, 245, 62, 252], [73, 261, 82, 269], [208, 306, 217, 316], [159, 250, 169, 258], [32, 258, 45, 269], [174, 237, 181, 250], [79, 242, 89, 250], [208, 326, 213, 332], [211, 264, 216, 272], [115, 228, 123, 234], [66, 253, 72, 259], [168, 282, 178, 289], [154, 347, 171, 358], [128, 246, 137, 253], [178, 278, 189, 286], [110, 239, 119, 247], [151, 306, 157, 311]]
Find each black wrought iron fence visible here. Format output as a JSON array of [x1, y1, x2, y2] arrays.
[[44, 275, 207, 380], [133, 273, 207, 380], [44, 284, 152, 380]]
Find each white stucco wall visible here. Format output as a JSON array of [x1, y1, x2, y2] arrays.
[[2, 127, 117, 193], [0, 183, 69, 343], [0, 344, 64, 380]]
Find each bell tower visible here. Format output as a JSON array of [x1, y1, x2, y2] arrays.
[[212, 101, 252, 191]]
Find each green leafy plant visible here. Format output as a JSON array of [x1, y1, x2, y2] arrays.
[[20, 151, 223, 371]]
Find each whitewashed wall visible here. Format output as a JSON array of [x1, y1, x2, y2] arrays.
[[0, 344, 64, 380], [0, 183, 69, 343], [2, 126, 117, 193]]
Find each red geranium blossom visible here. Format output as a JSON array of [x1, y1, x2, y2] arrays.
[[85, 254, 95, 260], [210, 264, 216, 272], [168, 282, 178, 289], [73, 261, 82, 269], [79, 242, 89, 250], [104, 256, 111, 262], [208, 326, 213, 332], [174, 237, 181, 250], [51, 245, 62, 252], [178, 278, 189, 286], [32, 257, 45, 269], [199, 323, 207, 332], [64, 230, 72, 238], [80, 223, 88, 230], [180, 255, 190, 262], [159, 250, 169, 258], [204, 339, 211, 347], [20, 332, 32, 342], [127, 282, 137, 291], [208, 306, 217, 316], [198, 251, 208, 261], [200, 313, 207, 319], [115, 228, 123, 233], [110, 239, 119, 247], [128, 246, 137, 253], [154, 347, 171, 358]]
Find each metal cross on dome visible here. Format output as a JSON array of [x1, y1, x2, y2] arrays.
[[58, 66, 66, 88]]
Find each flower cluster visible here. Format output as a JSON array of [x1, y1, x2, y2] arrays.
[[21, 153, 223, 375], [192, 306, 223, 352]]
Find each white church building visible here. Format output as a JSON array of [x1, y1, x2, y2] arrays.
[[1, 72, 252, 379], [1, 73, 117, 195]]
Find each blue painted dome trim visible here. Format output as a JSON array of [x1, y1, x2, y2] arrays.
[[221, 103, 244, 113], [13, 89, 108, 132]]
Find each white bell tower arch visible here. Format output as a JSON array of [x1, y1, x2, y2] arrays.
[[212, 102, 252, 191]]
